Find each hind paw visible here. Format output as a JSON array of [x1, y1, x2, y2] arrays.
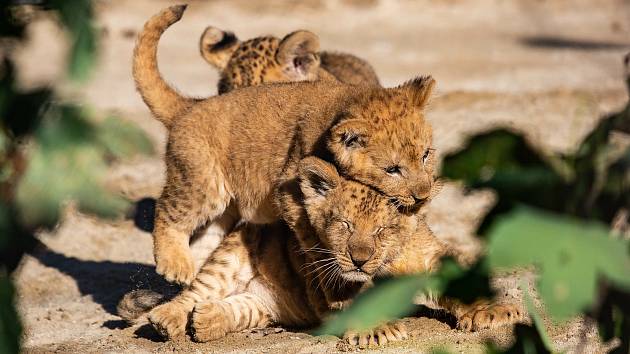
[[457, 303, 524, 331]]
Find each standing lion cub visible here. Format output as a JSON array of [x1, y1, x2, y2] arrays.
[[136, 6, 437, 286]]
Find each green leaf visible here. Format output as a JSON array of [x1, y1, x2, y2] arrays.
[[49, 0, 97, 82], [0, 277, 21, 354], [314, 275, 428, 336], [440, 259, 493, 304], [1, 89, 52, 138], [0, 202, 11, 251], [441, 129, 570, 234], [0, 5, 25, 39], [96, 116, 154, 159], [0, 201, 34, 272], [487, 207, 630, 321], [67, 21, 96, 82], [15, 106, 130, 228], [314, 259, 485, 336]]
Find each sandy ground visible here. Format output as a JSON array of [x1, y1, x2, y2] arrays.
[[10, 0, 630, 353]]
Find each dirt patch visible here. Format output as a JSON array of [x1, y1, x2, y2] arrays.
[[13, 0, 630, 352]]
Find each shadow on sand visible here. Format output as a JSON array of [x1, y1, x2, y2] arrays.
[[29, 244, 179, 317]]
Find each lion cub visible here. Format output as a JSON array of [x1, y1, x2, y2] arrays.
[[119, 158, 524, 348], [198, 25, 380, 93], [135, 5, 378, 131], [132, 5, 379, 233], [136, 6, 438, 285]]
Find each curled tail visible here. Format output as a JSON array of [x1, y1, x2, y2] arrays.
[[133, 5, 198, 129], [117, 289, 164, 323]]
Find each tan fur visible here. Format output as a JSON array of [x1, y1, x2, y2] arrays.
[[132, 5, 199, 129], [133, 6, 379, 129], [136, 7, 439, 285], [119, 159, 524, 348], [199, 26, 380, 92], [319, 51, 380, 86]]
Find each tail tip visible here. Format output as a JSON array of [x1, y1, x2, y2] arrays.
[[171, 4, 188, 18]]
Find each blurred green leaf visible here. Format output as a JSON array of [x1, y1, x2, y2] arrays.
[[441, 129, 570, 234], [314, 259, 482, 336], [49, 0, 97, 82], [0, 277, 21, 354], [596, 286, 630, 354], [0, 201, 34, 272], [441, 130, 567, 187], [0, 4, 25, 39], [35, 105, 94, 149], [487, 207, 630, 321], [15, 138, 128, 227], [314, 275, 428, 336], [0, 202, 11, 251], [14, 106, 132, 228], [440, 259, 492, 304], [1, 89, 52, 138], [96, 116, 154, 159]]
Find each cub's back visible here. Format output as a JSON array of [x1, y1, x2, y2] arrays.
[[181, 79, 357, 171]]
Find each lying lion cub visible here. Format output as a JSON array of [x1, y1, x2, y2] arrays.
[[135, 6, 438, 286], [119, 158, 524, 348]]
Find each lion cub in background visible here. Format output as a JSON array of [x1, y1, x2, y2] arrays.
[[134, 6, 438, 286], [198, 23, 380, 93], [119, 158, 524, 349]]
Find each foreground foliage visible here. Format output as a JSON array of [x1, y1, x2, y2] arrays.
[[318, 57, 630, 353], [0, 2, 152, 352]]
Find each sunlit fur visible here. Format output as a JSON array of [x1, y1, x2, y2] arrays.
[[327, 81, 437, 209], [134, 6, 440, 286], [199, 25, 380, 94], [118, 158, 524, 347], [133, 5, 379, 129]]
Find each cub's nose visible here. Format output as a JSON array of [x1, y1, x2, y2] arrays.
[[351, 255, 368, 268], [349, 244, 373, 269]]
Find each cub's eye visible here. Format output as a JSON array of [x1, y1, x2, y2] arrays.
[[385, 166, 401, 175], [341, 220, 352, 230], [422, 149, 433, 165], [374, 227, 385, 235]]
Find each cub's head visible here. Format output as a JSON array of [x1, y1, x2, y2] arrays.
[[298, 157, 419, 283], [328, 76, 437, 209], [200, 27, 321, 94]]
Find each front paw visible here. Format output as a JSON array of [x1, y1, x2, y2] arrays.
[[148, 302, 189, 339], [457, 303, 524, 331], [342, 321, 408, 349], [155, 244, 195, 285], [191, 301, 232, 342]]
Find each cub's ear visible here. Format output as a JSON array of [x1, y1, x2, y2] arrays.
[[330, 119, 370, 150], [397, 75, 436, 110], [298, 157, 341, 201], [276, 30, 320, 80], [199, 26, 240, 70]]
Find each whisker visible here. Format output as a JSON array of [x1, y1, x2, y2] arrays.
[[300, 257, 336, 271], [316, 263, 337, 291], [307, 260, 337, 279], [323, 264, 340, 290]]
